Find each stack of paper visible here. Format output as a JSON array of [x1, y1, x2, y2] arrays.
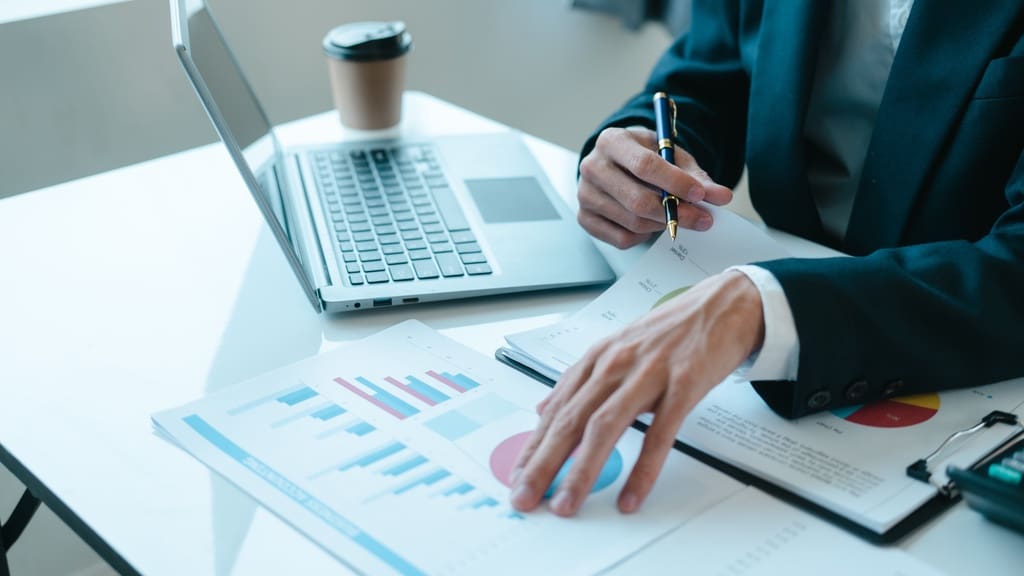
[[501, 207, 1024, 537]]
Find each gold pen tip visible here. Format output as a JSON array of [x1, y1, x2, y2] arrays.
[[668, 221, 677, 240]]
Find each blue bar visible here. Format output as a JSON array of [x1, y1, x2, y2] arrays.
[[182, 415, 425, 576], [422, 470, 451, 485], [271, 402, 334, 429], [312, 404, 346, 421], [278, 386, 318, 406], [394, 469, 451, 495], [443, 372, 480, 391], [383, 455, 428, 476], [507, 511, 525, 520], [227, 384, 308, 415], [405, 376, 450, 404], [424, 411, 479, 441], [470, 497, 499, 509], [347, 421, 376, 436], [355, 377, 420, 418], [443, 482, 474, 496], [339, 442, 406, 471]]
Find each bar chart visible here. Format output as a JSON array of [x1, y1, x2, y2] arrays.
[[223, 381, 378, 444], [332, 370, 483, 421], [226, 383, 319, 415], [154, 321, 734, 576], [311, 438, 513, 515]]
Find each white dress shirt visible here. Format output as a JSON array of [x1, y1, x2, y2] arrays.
[[732, 0, 914, 381]]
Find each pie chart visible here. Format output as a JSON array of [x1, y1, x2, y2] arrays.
[[490, 431, 623, 497], [651, 285, 692, 309], [831, 393, 940, 428]]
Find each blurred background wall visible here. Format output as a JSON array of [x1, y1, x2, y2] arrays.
[[0, 0, 673, 199]]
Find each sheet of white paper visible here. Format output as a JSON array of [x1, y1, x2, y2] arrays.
[[604, 487, 946, 576], [505, 205, 789, 375], [154, 320, 744, 576], [676, 376, 1024, 533]]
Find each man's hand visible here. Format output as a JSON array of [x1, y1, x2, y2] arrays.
[[578, 127, 734, 249], [509, 271, 764, 516]]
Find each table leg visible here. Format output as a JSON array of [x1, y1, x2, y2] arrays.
[[1, 526, 8, 576], [1, 489, 41, 576]]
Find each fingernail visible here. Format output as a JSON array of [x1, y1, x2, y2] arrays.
[[551, 490, 576, 516], [696, 215, 712, 231], [619, 491, 640, 513], [510, 483, 535, 508], [687, 186, 705, 202], [510, 466, 523, 485]]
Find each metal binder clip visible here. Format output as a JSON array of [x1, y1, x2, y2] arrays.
[[907, 410, 1022, 496]]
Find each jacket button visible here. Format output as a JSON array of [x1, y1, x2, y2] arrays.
[[845, 379, 869, 402], [806, 389, 832, 410], [882, 379, 906, 398]]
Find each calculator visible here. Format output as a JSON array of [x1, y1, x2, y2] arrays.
[[948, 437, 1024, 534]]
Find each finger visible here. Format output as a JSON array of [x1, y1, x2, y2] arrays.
[[547, 383, 651, 517], [539, 349, 602, 420], [577, 208, 652, 249], [617, 387, 695, 514], [698, 181, 734, 206], [609, 127, 733, 206], [535, 379, 571, 415], [676, 202, 714, 232], [623, 126, 658, 147], [510, 398, 596, 512], [511, 354, 597, 483], [596, 129, 702, 202], [511, 351, 627, 512], [670, 153, 733, 207], [577, 172, 665, 233], [536, 396, 550, 415]]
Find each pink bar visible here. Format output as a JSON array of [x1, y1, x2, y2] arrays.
[[333, 377, 406, 419], [384, 376, 437, 406], [426, 370, 466, 393]]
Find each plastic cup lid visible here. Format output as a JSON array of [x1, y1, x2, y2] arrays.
[[323, 21, 412, 61]]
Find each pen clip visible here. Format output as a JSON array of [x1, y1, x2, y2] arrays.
[[668, 97, 677, 140]]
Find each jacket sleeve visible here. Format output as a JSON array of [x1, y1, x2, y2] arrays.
[[579, 0, 752, 188], [752, 150, 1024, 418]]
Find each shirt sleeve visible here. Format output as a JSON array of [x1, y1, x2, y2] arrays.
[[727, 265, 800, 381]]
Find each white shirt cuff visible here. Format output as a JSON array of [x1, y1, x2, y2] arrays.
[[727, 265, 800, 381]]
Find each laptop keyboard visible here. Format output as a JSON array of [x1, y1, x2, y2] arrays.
[[311, 145, 492, 286]]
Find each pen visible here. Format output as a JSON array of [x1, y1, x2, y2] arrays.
[[653, 92, 679, 240]]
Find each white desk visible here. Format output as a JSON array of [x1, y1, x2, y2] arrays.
[[0, 91, 1019, 575]]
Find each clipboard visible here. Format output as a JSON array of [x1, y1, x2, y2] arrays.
[[494, 347, 1024, 543]]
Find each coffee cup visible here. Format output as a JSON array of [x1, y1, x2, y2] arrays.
[[323, 21, 412, 130]]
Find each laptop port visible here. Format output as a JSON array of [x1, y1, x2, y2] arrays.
[[402, 297, 419, 304], [372, 298, 393, 308]]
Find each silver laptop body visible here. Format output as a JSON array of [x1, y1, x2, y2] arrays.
[[170, 0, 613, 313]]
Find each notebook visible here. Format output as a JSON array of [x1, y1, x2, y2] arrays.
[[496, 206, 1024, 541]]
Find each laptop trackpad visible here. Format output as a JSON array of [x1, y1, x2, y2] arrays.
[[465, 178, 561, 223]]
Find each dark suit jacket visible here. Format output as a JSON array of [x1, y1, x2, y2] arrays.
[[581, 0, 1024, 418]]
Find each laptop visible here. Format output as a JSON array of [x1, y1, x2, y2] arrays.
[[170, 0, 614, 313]]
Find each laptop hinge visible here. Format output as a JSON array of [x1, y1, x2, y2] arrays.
[[280, 156, 332, 296]]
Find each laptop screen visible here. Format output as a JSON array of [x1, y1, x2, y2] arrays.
[[173, 0, 323, 312], [178, 0, 289, 232]]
